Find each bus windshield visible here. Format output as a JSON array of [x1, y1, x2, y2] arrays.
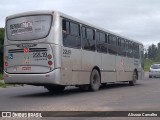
[[6, 15, 52, 41]]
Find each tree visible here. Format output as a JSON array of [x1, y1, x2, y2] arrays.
[[0, 28, 4, 73], [158, 42, 160, 51], [155, 42, 160, 61], [147, 44, 157, 60]]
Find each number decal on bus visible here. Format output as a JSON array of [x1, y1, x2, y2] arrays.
[[63, 49, 71, 55], [33, 52, 47, 58]]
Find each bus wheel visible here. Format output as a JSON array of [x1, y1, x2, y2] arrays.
[[129, 71, 137, 86], [45, 85, 65, 93], [89, 69, 101, 91]]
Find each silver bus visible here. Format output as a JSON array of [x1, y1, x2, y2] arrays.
[[4, 10, 144, 92]]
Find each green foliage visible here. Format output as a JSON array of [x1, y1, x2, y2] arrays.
[[0, 73, 3, 80], [147, 44, 157, 60], [145, 42, 160, 71], [144, 59, 160, 71], [0, 28, 4, 46], [0, 82, 7, 88], [146, 42, 160, 61], [0, 28, 4, 73]]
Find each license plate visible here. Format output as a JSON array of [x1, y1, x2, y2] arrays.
[[22, 66, 31, 71]]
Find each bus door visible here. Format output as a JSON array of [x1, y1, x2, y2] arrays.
[[101, 54, 117, 83], [116, 56, 126, 81], [102, 35, 117, 83], [61, 19, 82, 85]]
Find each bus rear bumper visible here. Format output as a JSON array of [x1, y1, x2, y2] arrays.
[[3, 68, 61, 85]]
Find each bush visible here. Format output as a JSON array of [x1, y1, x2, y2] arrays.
[[0, 28, 4, 73]]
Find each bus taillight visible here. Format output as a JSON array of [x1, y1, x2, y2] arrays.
[[48, 54, 52, 59], [5, 62, 8, 67], [24, 48, 29, 53], [48, 61, 53, 66]]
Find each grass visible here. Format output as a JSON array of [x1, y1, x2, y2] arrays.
[[0, 73, 16, 88], [0, 73, 3, 80], [0, 81, 19, 88], [144, 59, 160, 71], [0, 82, 17, 88], [0, 73, 24, 88], [0, 82, 7, 88], [0, 73, 7, 88]]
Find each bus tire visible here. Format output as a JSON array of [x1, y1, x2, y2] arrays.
[[129, 71, 137, 86], [89, 69, 101, 91], [45, 85, 65, 93]]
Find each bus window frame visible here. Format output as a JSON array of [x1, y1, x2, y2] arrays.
[[6, 14, 53, 41], [62, 18, 81, 49]]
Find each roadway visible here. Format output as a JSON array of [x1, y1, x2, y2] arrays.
[[0, 73, 160, 120]]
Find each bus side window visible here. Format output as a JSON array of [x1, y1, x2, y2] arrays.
[[62, 19, 81, 48], [121, 39, 126, 56], [133, 43, 140, 59], [112, 36, 117, 55], [137, 44, 140, 59], [82, 26, 95, 51], [117, 38, 121, 56], [70, 22, 80, 36], [127, 42, 133, 58], [108, 34, 117, 55], [62, 19, 69, 35], [100, 32, 107, 53], [96, 31, 108, 53], [125, 41, 129, 57], [96, 31, 100, 52]]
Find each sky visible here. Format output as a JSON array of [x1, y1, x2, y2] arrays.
[[0, 0, 160, 47]]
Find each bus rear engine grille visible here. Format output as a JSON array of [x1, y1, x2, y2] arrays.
[[8, 48, 47, 53]]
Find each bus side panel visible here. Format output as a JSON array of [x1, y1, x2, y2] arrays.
[[61, 47, 82, 85], [50, 44, 61, 69], [71, 48, 81, 85], [80, 51, 101, 85], [134, 58, 141, 80], [124, 57, 134, 81], [116, 56, 129, 82], [50, 44, 64, 85], [139, 45, 144, 80], [101, 54, 117, 83]]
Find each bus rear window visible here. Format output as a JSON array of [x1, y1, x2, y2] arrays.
[[6, 15, 52, 41]]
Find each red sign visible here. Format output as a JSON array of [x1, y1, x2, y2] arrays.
[[22, 66, 31, 70]]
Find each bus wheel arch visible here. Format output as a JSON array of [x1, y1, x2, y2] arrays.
[[89, 67, 101, 91], [134, 69, 138, 80], [92, 66, 101, 83], [129, 69, 138, 86]]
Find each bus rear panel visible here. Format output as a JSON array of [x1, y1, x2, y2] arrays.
[[4, 11, 63, 85]]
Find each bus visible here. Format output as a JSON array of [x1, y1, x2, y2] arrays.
[[4, 10, 144, 92]]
